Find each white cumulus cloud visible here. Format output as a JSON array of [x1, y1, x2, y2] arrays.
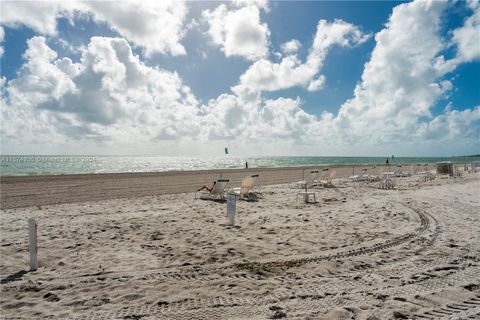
[[332, 0, 479, 147], [2, 36, 200, 146], [234, 19, 370, 93], [280, 39, 301, 54], [0, 0, 188, 56], [202, 3, 270, 61], [1, 0, 479, 156], [451, 0, 480, 63], [0, 26, 4, 57]]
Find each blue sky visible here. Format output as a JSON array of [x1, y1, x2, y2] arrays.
[[0, 0, 479, 156]]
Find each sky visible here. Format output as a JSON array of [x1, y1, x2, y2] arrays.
[[0, 0, 479, 157]]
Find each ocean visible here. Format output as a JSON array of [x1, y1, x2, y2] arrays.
[[1, 155, 479, 176]]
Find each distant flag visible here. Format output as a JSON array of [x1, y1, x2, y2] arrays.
[[225, 147, 229, 155]]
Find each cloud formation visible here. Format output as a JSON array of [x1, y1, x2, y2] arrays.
[[280, 39, 301, 54], [451, 0, 480, 63], [233, 19, 370, 93], [0, 0, 187, 56], [1, 0, 479, 156], [202, 2, 270, 61], [0, 26, 4, 57], [3, 36, 200, 145], [329, 0, 480, 149]]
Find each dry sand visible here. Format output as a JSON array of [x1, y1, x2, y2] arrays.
[[0, 166, 479, 319]]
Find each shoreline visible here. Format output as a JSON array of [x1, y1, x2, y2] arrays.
[[0, 163, 438, 209], [2, 155, 477, 177], [0, 161, 441, 179]]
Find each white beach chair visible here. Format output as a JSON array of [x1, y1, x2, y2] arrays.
[[471, 161, 480, 173], [195, 179, 229, 200], [453, 165, 462, 177], [379, 173, 394, 189], [393, 165, 410, 177], [319, 169, 336, 187], [412, 164, 419, 175], [367, 166, 380, 182], [409, 164, 416, 176], [417, 164, 435, 182], [296, 179, 317, 203], [349, 168, 368, 182], [231, 174, 260, 201], [289, 170, 319, 189]]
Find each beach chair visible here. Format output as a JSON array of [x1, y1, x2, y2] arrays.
[[296, 179, 316, 203], [379, 173, 394, 189], [393, 165, 410, 177], [319, 169, 336, 187], [349, 168, 368, 182], [289, 170, 319, 189], [471, 161, 480, 173], [453, 165, 462, 177], [195, 179, 229, 200], [231, 174, 260, 201], [412, 164, 419, 175], [367, 166, 380, 182], [417, 165, 435, 182], [409, 164, 416, 176]]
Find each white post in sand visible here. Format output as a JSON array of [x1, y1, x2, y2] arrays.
[[28, 218, 38, 271], [227, 192, 236, 226]]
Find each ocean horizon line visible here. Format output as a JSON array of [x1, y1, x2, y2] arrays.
[[1, 154, 479, 158]]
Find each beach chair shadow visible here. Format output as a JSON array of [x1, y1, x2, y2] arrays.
[[0, 270, 29, 284], [195, 179, 229, 201]]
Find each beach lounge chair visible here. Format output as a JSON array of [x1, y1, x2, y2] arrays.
[[231, 174, 260, 201], [379, 173, 394, 189], [289, 170, 319, 189], [367, 166, 380, 182], [349, 168, 368, 182], [412, 164, 419, 175], [319, 169, 336, 187], [471, 161, 480, 173], [417, 164, 435, 182], [409, 164, 416, 176], [393, 165, 410, 177], [195, 179, 229, 200]]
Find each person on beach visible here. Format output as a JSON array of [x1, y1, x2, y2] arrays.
[[386, 158, 389, 165], [197, 181, 216, 192], [245, 161, 248, 169]]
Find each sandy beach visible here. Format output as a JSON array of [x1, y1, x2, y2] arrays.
[[1, 165, 479, 319]]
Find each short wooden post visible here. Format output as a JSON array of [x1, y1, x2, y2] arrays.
[[28, 218, 38, 271]]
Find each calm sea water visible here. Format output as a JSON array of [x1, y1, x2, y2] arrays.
[[1, 155, 479, 176]]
